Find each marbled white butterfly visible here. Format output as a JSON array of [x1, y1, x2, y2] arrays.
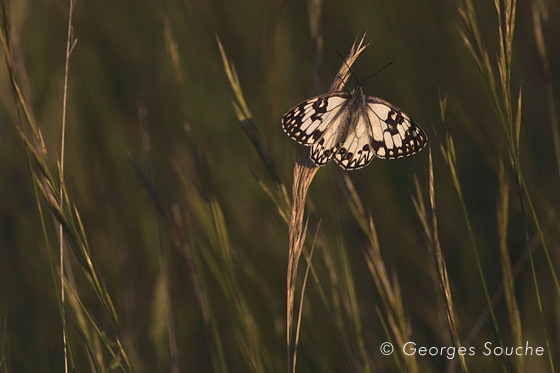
[[282, 85, 428, 170]]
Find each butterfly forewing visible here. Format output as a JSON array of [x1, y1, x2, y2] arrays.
[[282, 93, 349, 145], [281, 86, 427, 170]]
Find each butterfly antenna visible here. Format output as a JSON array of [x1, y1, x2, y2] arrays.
[[361, 62, 393, 85], [336, 51, 359, 89]]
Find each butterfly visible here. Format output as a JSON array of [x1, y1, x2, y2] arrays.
[[282, 85, 428, 170]]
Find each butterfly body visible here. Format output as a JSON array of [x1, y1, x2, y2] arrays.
[[282, 85, 427, 170]]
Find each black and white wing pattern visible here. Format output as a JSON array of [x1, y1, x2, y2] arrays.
[[282, 86, 427, 170]]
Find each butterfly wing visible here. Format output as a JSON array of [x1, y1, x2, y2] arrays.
[[282, 92, 351, 165], [363, 96, 428, 160]]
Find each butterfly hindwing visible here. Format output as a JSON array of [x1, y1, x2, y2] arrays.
[[333, 122, 376, 169], [281, 86, 427, 170]]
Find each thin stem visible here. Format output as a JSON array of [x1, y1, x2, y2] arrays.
[[60, 1, 76, 371]]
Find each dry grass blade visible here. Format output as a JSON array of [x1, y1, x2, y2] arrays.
[[287, 157, 317, 354], [411, 95, 467, 371], [440, 94, 502, 343], [217, 34, 288, 227], [217, 35, 282, 185], [292, 220, 319, 373], [60, 1, 77, 371], [497, 159, 524, 371], [362, 211, 417, 372], [328, 33, 369, 93], [439, 89, 512, 368], [426, 149, 468, 372]]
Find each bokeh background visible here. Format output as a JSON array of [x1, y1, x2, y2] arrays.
[[1, 0, 559, 371]]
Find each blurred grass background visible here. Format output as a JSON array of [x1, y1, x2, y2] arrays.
[[1, 0, 559, 371]]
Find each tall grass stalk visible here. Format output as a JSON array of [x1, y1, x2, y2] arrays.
[[286, 158, 318, 370], [0, 2, 133, 370], [291, 222, 319, 373], [497, 159, 524, 371], [411, 142, 468, 372], [440, 99, 503, 351], [59, 1, 77, 371], [217, 35, 290, 222], [286, 34, 368, 371], [458, 0, 559, 295], [458, 0, 557, 369]]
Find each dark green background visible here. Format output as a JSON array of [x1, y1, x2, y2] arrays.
[[1, 0, 559, 371]]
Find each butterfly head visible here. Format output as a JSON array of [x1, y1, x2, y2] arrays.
[[351, 84, 364, 94]]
